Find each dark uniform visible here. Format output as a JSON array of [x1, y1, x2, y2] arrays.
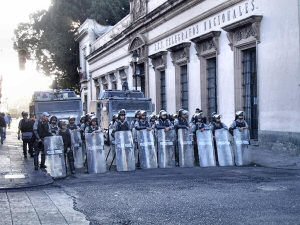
[[18, 115, 35, 157], [33, 117, 52, 170]]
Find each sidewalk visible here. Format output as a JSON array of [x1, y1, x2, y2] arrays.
[[0, 121, 53, 189], [248, 145, 300, 170]]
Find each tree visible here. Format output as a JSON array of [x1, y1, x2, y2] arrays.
[[13, 0, 129, 91]]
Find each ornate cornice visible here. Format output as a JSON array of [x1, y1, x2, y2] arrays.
[[167, 42, 191, 65], [191, 31, 221, 57], [222, 15, 263, 50], [149, 51, 167, 70]]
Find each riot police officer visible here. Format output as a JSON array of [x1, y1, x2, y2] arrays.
[[229, 111, 249, 135], [149, 114, 157, 128], [131, 110, 141, 130], [85, 117, 101, 133], [155, 110, 174, 131], [211, 114, 228, 135], [174, 110, 190, 130], [59, 120, 76, 174], [113, 109, 130, 132], [68, 116, 79, 130], [33, 112, 52, 170], [135, 111, 152, 131]]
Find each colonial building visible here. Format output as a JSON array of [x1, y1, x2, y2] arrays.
[[76, 0, 300, 151]]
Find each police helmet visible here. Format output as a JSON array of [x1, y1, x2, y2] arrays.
[[235, 111, 244, 117], [49, 115, 58, 123], [59, 119, 68, 128], [178, 109, 184, 117], [182, 110, 189, 117], [134, 110, 141, 118], [149, 114, 156, 120], [113, 114, 118, 120], [80, 116, 85, 123], [213, 114, 221, 120], [68, 116, 76, 121], [159, 110, 167, 118], [139, 110, 146, 115], [118, 109, 126, 116], [91, 117, 98, 123]]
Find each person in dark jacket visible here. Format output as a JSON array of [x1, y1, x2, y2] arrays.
[[0, 113, 6, 144], [33, 112, 52, 170], [18, 112, 35, 158], [59, 120, 75, 174], [49, 116, 59, 135]]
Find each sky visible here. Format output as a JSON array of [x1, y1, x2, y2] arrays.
[[0, 0, 52, 112]]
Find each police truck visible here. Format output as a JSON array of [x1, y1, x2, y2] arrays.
[[29, 89, 83, 122]]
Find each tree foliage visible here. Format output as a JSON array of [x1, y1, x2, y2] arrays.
[[14, 0, 129, 91]]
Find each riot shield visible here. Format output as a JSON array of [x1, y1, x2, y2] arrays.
[[233, 129, 250, 166], [85, 132, 107, 173], [70, 130, 84, 169], [44, 136, 66, 178], [137, 129, 158, 169], [196, 130, 216, 167], [215, 129, 234, 166], [177, 129, 194, 167], [115, 131, 135, 172], [156, 129, 176, 168]]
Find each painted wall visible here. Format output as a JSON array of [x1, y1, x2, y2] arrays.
[[257, 0, 300, 132]]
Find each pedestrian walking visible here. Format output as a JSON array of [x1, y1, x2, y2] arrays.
[[5, 113, 12, 129], [18, 112, 35, 158], [0, 113, 6, 144]]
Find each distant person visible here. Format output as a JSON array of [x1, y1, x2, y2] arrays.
[[18, 112, 35, 158], [5, 114, 12, 129], [0, 113, 6, 144]]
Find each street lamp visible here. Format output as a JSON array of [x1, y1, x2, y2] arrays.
[[132, 50, 139, 90]]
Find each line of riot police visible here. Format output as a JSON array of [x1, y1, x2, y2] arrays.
[[31, 108, 250, 178]]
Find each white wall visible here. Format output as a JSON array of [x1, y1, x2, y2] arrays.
[[258, 0, 300, 132]]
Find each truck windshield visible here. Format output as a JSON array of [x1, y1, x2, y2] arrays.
[[111, 100, 151, 111], [36, 100, 81, 113]]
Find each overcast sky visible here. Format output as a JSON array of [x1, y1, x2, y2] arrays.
[[0, 0, 52, 111]]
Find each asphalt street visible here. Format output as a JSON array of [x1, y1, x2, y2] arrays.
[[55, 166, 300, 225], [2, 120, 300, 225]]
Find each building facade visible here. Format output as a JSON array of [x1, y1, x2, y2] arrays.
[[76, 0, 300, 151]]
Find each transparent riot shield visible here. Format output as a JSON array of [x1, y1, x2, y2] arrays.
[[196, 130, 216, 167], [44, 136, 66, 178], [70, 130, 84, 169], [215, 129, 234, 166], [233, 129, 251, 166], [137, 130, 158, 169], [115, 131, 135, 172], [85, 132, 106, 173], [156, 129, 176, 168], [177, 129, 194, 167]]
